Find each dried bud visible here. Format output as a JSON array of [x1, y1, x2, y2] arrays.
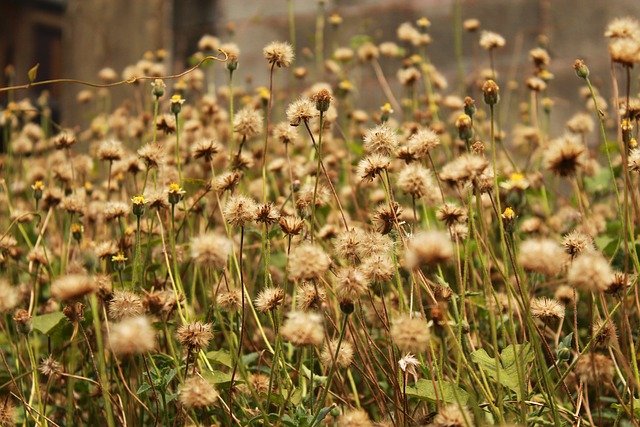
[[13, 309, 32, 335], [573, 59, 589, 79], [482, 80, 500, 105], [312, 89, 333, 113]]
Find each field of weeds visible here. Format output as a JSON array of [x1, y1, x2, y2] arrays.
[[1, 5, 640, 427]]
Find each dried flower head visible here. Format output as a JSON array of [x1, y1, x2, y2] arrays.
[[431, 404, 474, 427], [518, 238, 567, 277], [104, 201, 130, 221], [286, 98, 317, 126], [321, 339, 354, 368], [479, 30, 506, 50], [281, 311, 324, 346], [279, 215, 304, 236], [296, 282, 327, 312], [217, 289, 242, 312], [0, 280, 20, 313], [407, 128, 440, 159], [336, 268, 369, 302], [555, 285, 577, 306], [109, 290, 144, 321], [97, 139, 124, 162], [437, 203, 467, 227], [390, 314, 430, 354], [357, 153, 390, 182], [562, 230, 594, 258], [192, 138, 220, 162], [396, 163, 438, 201], [338, 409, 372, 427], [288, 243, 331, 281], [234, 106, 263, 139], [568, 252, 614, 293], [605, 17, 640, 39], [263, 41, 294, 68], [363, 123, 399, 156], [530, 297, 565, 321], [190, 232, 231, 269], [256, 202, 280, 225], [224, 194, 258, 227], [591, 318, 617, 348], [405, 231, 454, 269], [255, 287, 285, 313], [39, 355, 63, 377], [543, 135, 586, 177], [179, 376, 219, 408], [574, 353, 614, 384], [51, 274, 97, 302], [176, 321, 214, 349], [109, 316, 157, 355]]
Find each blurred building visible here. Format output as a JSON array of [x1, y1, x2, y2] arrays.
[[0, 0, 639, 130]]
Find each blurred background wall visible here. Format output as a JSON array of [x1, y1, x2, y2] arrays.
[[1, 0, 639, 130]]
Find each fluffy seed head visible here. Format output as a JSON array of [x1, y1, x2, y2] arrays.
[[296, 282, 327, 312], [109, 316, 156, 355], [530, 297, 565, 321], [51, 274, 97, 302], [479, 30, 506, 50], [431, 404, 474, 427], [591, 319, 617, 348], [97, 139, 124, 162], [288, 243, 331, 281], [357, 153, 390, 182], [176, 321, 214, 349], [109, 290, 145, 321], [190, 232, 231, 269], [390, 315, 431, 353], [233, 106, 263, 139], [407, 128, 440, 159], [574, 353, 614, 384], [397, 163, 437, 201], [363, 123, 399, 156], [281, 311, 324, 347], [562, 230, 594, 258], [179, 376, 219, 408], [255, 287, 285, 313], [263, 41, 294, 68], [568, 252, 614, 293], [320, 339, 354, 368], [224, 194, 258, 227], [518, 238, 567, 277], [286, 98, 317, 126], [0, 280, 20, 313], [216, 290, 242, 312], [543, 135, 586, 177], [405, 231, 454, 269], [336, 268, 370, 302]]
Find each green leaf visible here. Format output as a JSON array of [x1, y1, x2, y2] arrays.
[[28, 63, 39, 84], [31, 312, 66, 335], [405, 379, 469, 404], [470, 343, 533, 399], [201, 369, 232, 385], [206, 350, 232, 368], [137, 383, 152, 395], [611, 398, 640, 418], [311, 404, 336, 426]]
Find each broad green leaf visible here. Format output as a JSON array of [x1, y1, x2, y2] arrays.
[[206, 350, 232, 368], [137, 383, 152, 395], [611, 398, 640, 418], [311, 404, 336, 426], [470, 343, 533, 399], [405, 379, 469, 404], [202, 369, 232, 385], [31, 312, 66, 335]]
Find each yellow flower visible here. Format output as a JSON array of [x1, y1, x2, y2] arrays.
[[501, 207, 515, 221]]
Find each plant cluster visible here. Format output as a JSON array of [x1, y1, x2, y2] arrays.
[[1, 5, 640, 427]]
